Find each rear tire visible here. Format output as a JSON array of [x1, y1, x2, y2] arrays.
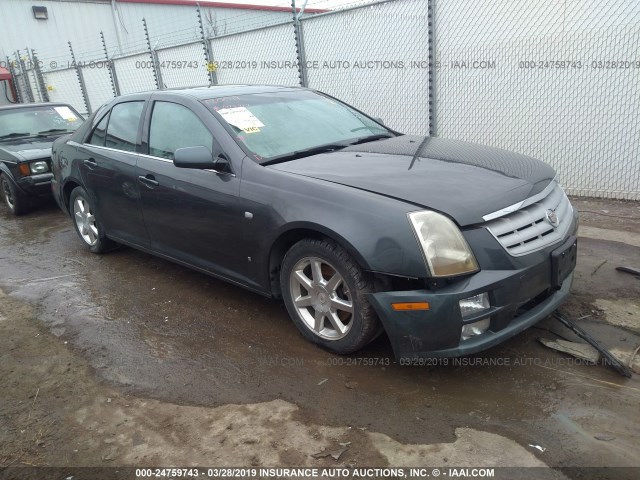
[[1, 174, 29, 215], [280, 238, 380, 354], [69, 186, 116, 253]]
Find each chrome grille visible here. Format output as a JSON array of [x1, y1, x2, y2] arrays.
[[484, 182, 573, 256]]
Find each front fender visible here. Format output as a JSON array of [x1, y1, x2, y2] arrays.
[[241, 159, 428, 291], [268, 220, 375, 272], [0, 163, 29, 196], [0, 162, 16, 183]]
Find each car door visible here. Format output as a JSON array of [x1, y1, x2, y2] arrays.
[[136, 96, 247, 283], [77, 99, 149, 247]]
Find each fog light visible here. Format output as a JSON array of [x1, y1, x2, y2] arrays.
[[459, 292, 490, 318], [461, 318, 491, 341]]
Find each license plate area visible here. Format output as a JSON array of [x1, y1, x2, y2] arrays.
[[551, 236, 577, 289]]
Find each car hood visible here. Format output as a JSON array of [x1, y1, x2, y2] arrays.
[[269, 135, 556, 226], [0, 138, 56, 161]]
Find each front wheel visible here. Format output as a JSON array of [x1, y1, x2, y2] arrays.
[[1, 174, 28, 215], [280, 238, 380, 354], [69, 186, 116, 253]]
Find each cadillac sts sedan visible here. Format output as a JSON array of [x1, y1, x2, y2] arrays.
[[51, 86, 578, 360]]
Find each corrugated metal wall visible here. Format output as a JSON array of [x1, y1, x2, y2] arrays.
[[0, 0, 288, 61], [0, 1, 111, 62]]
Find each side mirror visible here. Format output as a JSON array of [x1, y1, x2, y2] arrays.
[[174, 146, 215, 169], [373, 117, 385, 125]]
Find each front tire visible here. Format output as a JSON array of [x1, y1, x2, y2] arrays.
[[280, 238, 380, 354], [69, 186, 115, 253], [1, 174, 28, 215]]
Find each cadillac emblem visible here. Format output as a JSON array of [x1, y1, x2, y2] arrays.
[[546, 209, 560, 227]]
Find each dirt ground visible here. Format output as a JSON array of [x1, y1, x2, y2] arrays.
[[0, 196, 639, 479]]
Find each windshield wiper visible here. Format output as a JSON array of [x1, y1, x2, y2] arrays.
[[0, 132, 30, 140], [262, 143, 349, 165], [37, 128, 75, 136], [348, 133, 394, 146]]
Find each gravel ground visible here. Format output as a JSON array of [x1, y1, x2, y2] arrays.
[[0, 196, 639, 479]]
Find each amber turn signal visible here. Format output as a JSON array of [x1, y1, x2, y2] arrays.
[[19, 164, 31, 176], [391, 302, 430, 311]]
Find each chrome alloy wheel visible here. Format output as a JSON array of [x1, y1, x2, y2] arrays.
[[289, 256, 354, 340], [73, 196, 98, 246]]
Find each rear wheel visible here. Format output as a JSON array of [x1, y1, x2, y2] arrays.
[[280, 238, 380, 354], [69, 186, 116, 253], [1, 174, 28, 215]]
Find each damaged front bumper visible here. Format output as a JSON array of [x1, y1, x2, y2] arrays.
[[367, 237, 576, 360]]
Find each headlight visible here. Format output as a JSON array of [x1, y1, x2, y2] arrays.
[[30, 161, 49, 174], [408, 210, 479, 277]]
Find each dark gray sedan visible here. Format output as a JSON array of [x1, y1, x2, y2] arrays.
[[51, 86, 578, 359], [0, 103, 82, 214]]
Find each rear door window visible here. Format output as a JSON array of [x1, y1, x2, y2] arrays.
[[105, 102, 144, 152], [88, 112, 110, 147]]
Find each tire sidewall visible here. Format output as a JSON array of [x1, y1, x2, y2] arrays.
[[1, 175, 21, 215], [69, 186, 109, 253], [280, 239, 376, 354]]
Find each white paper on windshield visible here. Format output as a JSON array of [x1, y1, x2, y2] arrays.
[[54, 106, 78, 122], [217, 107, 264, 132]]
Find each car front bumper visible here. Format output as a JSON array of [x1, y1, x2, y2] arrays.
[[16, 173, 54, 197], [367, 238, 576, 360]]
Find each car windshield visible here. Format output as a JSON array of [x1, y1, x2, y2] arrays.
[[203, 90, 394, 162], [0, 105, 81, 140]]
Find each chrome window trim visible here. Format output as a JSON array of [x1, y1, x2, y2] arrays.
[[137, 152, 173, 163], [482, 178, 558, 222], [79, 143, 136, 155], [78, 143, 235, 177]]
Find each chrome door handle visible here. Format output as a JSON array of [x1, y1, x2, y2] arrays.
[[138, 175, 159, 188]]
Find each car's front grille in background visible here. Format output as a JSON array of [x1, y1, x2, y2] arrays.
[[484, 183, 573, 256]]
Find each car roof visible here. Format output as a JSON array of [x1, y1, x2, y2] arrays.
[[0, 102, 76, 111], [1, 87, 306, 113], [124, 84, 306, 101]]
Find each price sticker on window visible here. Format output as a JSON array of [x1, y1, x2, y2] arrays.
[[54, 106, 78, 122], [217, 107, 264, 131]]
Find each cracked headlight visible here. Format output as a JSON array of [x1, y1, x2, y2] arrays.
[[408, 211, 479, 277]]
